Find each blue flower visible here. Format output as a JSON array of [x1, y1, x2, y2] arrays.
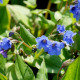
[[2, 38, 12, 50], [0, 50, 7, 58], [0, 42, 7, 58], [70, 5, 77, 14], [70, 0, 80, 21], [78, 0, 80, 7], [57, 25, 65, 33], [0, 0, 3, 4], [36, 35, 51, 52], [0, 38, 12, 58], [63, 31, 76, 45], [48, 41, 64, 55]]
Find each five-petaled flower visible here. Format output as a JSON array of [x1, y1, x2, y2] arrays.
[[36, 35, 65, 55], [0, 38, 12, 58], [36, 35, 51, 52], [57, 25, 65, 34], [63, 31, 76, 45], [48, 41, 64, 55]]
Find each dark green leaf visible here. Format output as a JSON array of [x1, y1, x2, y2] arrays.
[[36, 60, 48, 80], [44, 54, 62, 73], [0, 6, 10, 34], [11, 0, 24, 5], [15, 55, 35, 80], [20, 23, 36, 45], [25, 54, 62, 73], [72, 33, 80, 51]]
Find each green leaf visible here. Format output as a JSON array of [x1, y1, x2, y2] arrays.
[[15, 55, 35, 80], [0, 73, 7, 80], [0, 6, 10, 34], [60, 15, 72, 27], [24, 0, 37, 9], [44, 54, 62, 73], [54, 11, 62, 21], [59, 48, 71, 61], [0, 0, 9, 6], [20, 23, 36, 45], [7, 5, 32, 29], [52, 75, 57, 80], [8, 64, 18, 80], [25, 54, 62, 73], [62, 56, 80, 80], [63, 0, 67, 1], [11, 0, 24, 5], [51, 0, 61, 4], [36, 60, 48, 80], [37, 15, 55, 30], [32, 9, 47, 14], [49, 11, 56, 22], [0, 55, 6, 70], [72, 33, 80, 51]]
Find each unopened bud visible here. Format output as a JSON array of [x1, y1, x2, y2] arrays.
[[9, 32, 14, 37], [62, 59, 74, 68]]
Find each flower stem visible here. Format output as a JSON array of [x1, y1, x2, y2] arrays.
[[34, 48, 44, 59], [23, 41, 32, 49], [45, 0, 51, 19], [57, 66, 63, 80], [19, 36, 32, 49]]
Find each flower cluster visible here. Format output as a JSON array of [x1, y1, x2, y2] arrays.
[[57, 25, 76, 45], [0, 38, 12, 58], [36, 35, 64, 55], [0, 0, 3, 4], [36, 25, 76, 55], [70, 0, 80, 21]]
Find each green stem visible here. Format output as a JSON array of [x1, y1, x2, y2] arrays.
[[34, 48, 44, 59]]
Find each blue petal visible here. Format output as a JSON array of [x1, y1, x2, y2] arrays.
[[57, 25, 65, 33], [2, 38, 12, 50], [60, 42, 64, 49], [0, 0, 3, 4], [0, 50, 7, 58], [0, 42, 2, 50], [36, 37, 41, 43], [41, 35, 48, 40], [78, 0, 80, 7], [55, 51, 61, 55], [2, 51, 7, 58], [3, 38, 10, 43], [36, 35, 50, 52]]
